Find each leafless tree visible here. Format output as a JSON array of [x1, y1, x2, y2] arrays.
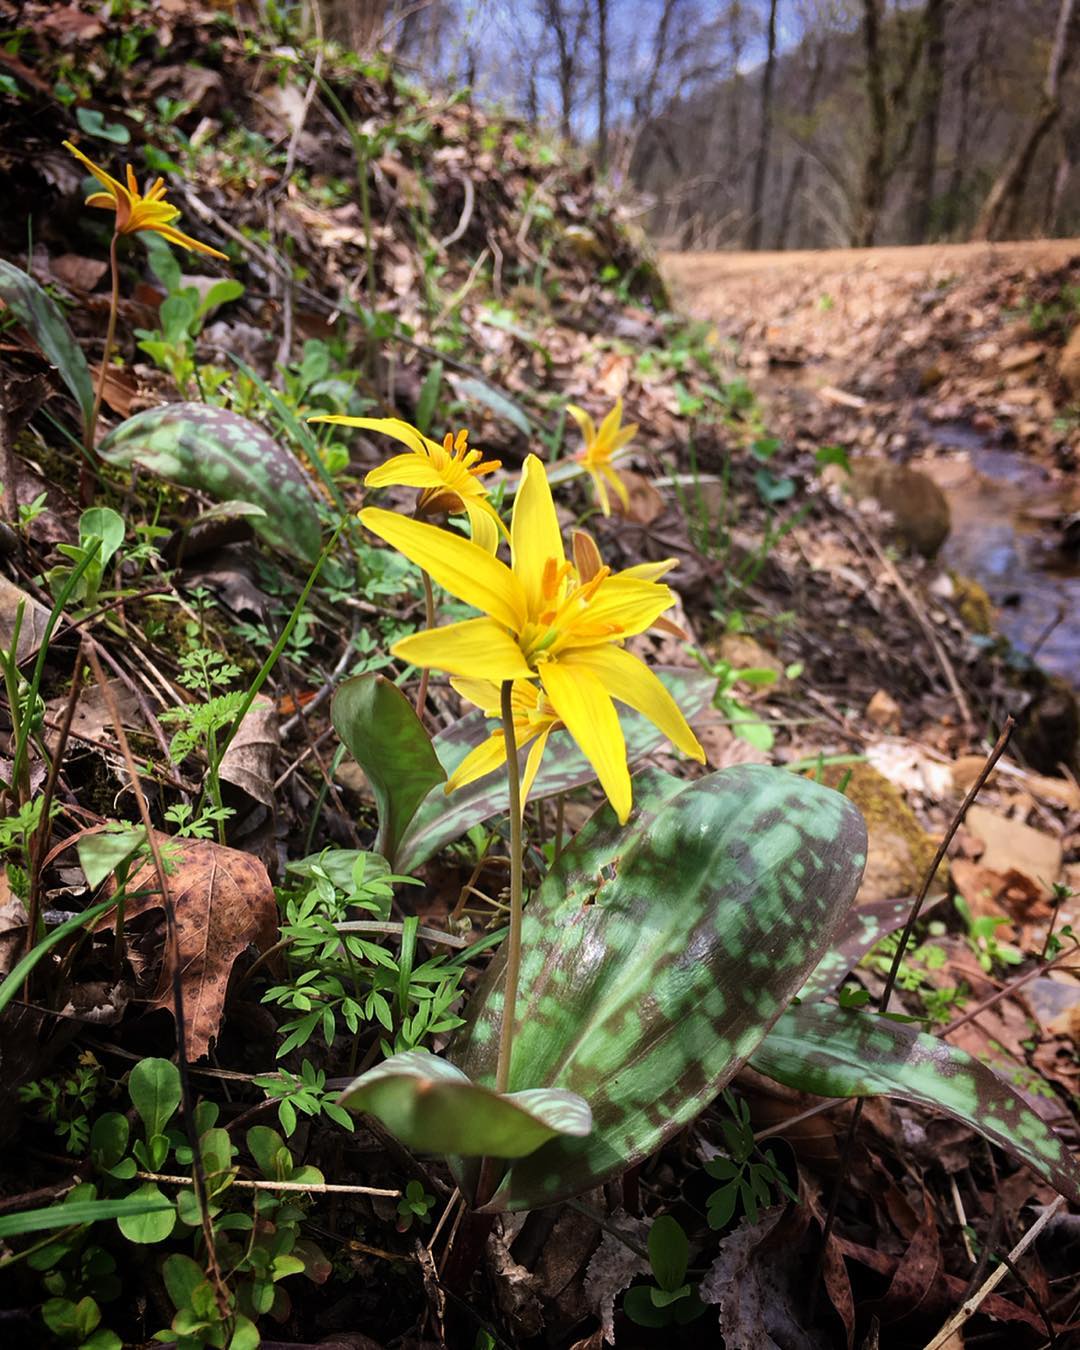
[[746, 0, 780, 248]]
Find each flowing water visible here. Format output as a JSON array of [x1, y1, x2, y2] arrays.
[[927, 424, 1080, 685]]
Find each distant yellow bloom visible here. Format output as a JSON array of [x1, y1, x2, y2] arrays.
[[566, 397, 638, 516], [308, 416, 507, 553], [361, 454, 703, 823], [63, 141, 227, 258]]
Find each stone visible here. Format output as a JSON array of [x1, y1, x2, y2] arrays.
[[866, 689, 902, 734], [849, 458, 951, 558], [1058, 325, 1080, 398]]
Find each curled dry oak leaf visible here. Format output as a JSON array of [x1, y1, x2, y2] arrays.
[[108, 835, 277, 1060]]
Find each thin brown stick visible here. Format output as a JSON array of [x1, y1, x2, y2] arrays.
[[84, 643, 228, 1306], [923, 1197, 1064, 1350], [814, 717, 1015, 1305], [135, 1171, 400, 1198]]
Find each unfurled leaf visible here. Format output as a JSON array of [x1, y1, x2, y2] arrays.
[[128, 1058, 180, 1142], [752, 1002, 1080, 1204], [0, 1194, 174, 1240], [452, 763, 867, 1210], [97, 403, 323, 561], [116, 1183, 177, 1243], [396, 667, 717, 873], [77, 826, 146, 890], [100, 835, 278, 1059], [0, 259, 94, 434], [337, 1050, 592, 1157], [332, 674, 447, 865]]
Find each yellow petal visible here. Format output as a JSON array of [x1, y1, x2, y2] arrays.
[[565, 403, 597, 446], [511, 454, 564, 616], [622, 558, 678, 582], [611, 423, 638, 454], [521, 724, 554, 806], [596, 399, 624, 446], [393, 618, 533, 682], [602, 464, 631, 511], [360, 508, 525, 631], [449, 676, 502, 713], [465, 500, 502, 555], [590, 467, 611, 516], [540, 660, 630, 824], [365, 454, 447, 490], [574, 575, 674, 642], [85, 192, 120, 211], [445, 732, 508, 793], [306, 415, 435, 456], [63, 140, 125, 199], [144, 222, 228, 259], [560, 645, 705, 762]]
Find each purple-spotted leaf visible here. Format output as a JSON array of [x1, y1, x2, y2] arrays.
[[752, 1002, 1080, 1204], [0, 259, 94, 436], [332, 675, 446, 865], [797, 895, 945, 1002], [452, 763, 867, 1211], [395, 666, 717, 873], [97, 403, 323, 561], [336, 1050, 591, 1157]]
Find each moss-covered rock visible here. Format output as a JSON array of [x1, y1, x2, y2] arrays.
[[951, 573, 995, 635], [849, 458, 951, 558]]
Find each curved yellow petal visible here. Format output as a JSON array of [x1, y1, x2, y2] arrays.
[[622, 558, 678, 582], [365, 454, 446, 490], [445, 732, 508, 793], [611, 423, 638, 453], [466, 500, 502, 554], [540, 660, 630, 824], [306, 415, 435, 456], [602, 464, 631, 511], [521, 724, 554, 806], [361, 508, 525, 631], [572, 575, 674, 642], [589, 466, 611, 516], [85, 192, 120, 211], [596, 399, 624, 445], [511, 454, 564, 616], [560, 645, 705, 762], [145, 222, 228, 258], [392, 617, 532, 682], [449, 676, 502, 713], [63, 140, 125, 199], [565, 403, 597, 446]]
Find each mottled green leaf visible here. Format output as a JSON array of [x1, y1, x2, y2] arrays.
[[797, 895, 944, 1002], [332, 675, 447, 865], [0, 258, 94, 434], [337, 1050, 591, 1157], [395, 667, 717, 873], [752, 1002, 1080, 1204], [453, 763, 867, 1210], [97, 403, 322, 561]]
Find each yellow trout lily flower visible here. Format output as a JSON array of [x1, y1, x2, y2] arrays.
[[360, 454, 704, 823], [307, 415, 506, 553], [447, 678, 561, 810], [566, 397, 638, 516], [63, 141, 227, 258]]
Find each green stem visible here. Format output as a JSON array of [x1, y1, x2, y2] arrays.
[[415, 568, 435, 719], [494, 680, 523, 1096], [88, 231, 120, 453]]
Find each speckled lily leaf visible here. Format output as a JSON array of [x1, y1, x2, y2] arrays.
[[452, 763, 867, 1211], [395, 666, 717, 873], [0, 259, 94, 435], [336, 1050, 591, 1157], [797, 894, 945, 1002], [752, 1002, 1080, 1204], [97, 403, 323, 561], [332, 675, 446, 864]]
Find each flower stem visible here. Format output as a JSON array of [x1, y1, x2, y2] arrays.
[[88, 231, 120, 452], [494, 679, 523, 1095], [415, 568, 435, 718]]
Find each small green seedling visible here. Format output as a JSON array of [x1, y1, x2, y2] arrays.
[[622, 1215, 705, 1328], [396, 1180, 436, 1232], [703, 1090, 796, 1229]]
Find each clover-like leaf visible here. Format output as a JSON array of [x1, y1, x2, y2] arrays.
[[752, 1002, 1080, 1204], [452, 763, 867, 1210], [337, 1050, 591, 1157], [97, 403, 323, 561]]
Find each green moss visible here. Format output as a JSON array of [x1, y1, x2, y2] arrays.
[[817, 762, 943, 894], [951, 572, 995, 635]]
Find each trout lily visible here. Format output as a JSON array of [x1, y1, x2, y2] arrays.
[[567, 397, 638, 516], [63, 141, 227, 258], [361, 454, 704, 822], [307, 416, 506, 553]]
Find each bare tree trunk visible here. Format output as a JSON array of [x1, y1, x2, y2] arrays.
[[727, 1, 746, 188], [317, 0, 386, 50], [854, 0, 888, 247], [775, 36, 828, 249], [746, 0, 780, 249], [972, 0, 1078, 241], [1043, 125, 1073, 234], [940, 2, 989, 237], [907, 0, 947, 243], [596, 0, 609, 170]]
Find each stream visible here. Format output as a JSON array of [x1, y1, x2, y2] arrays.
[[925, 424, 1079, 685]]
